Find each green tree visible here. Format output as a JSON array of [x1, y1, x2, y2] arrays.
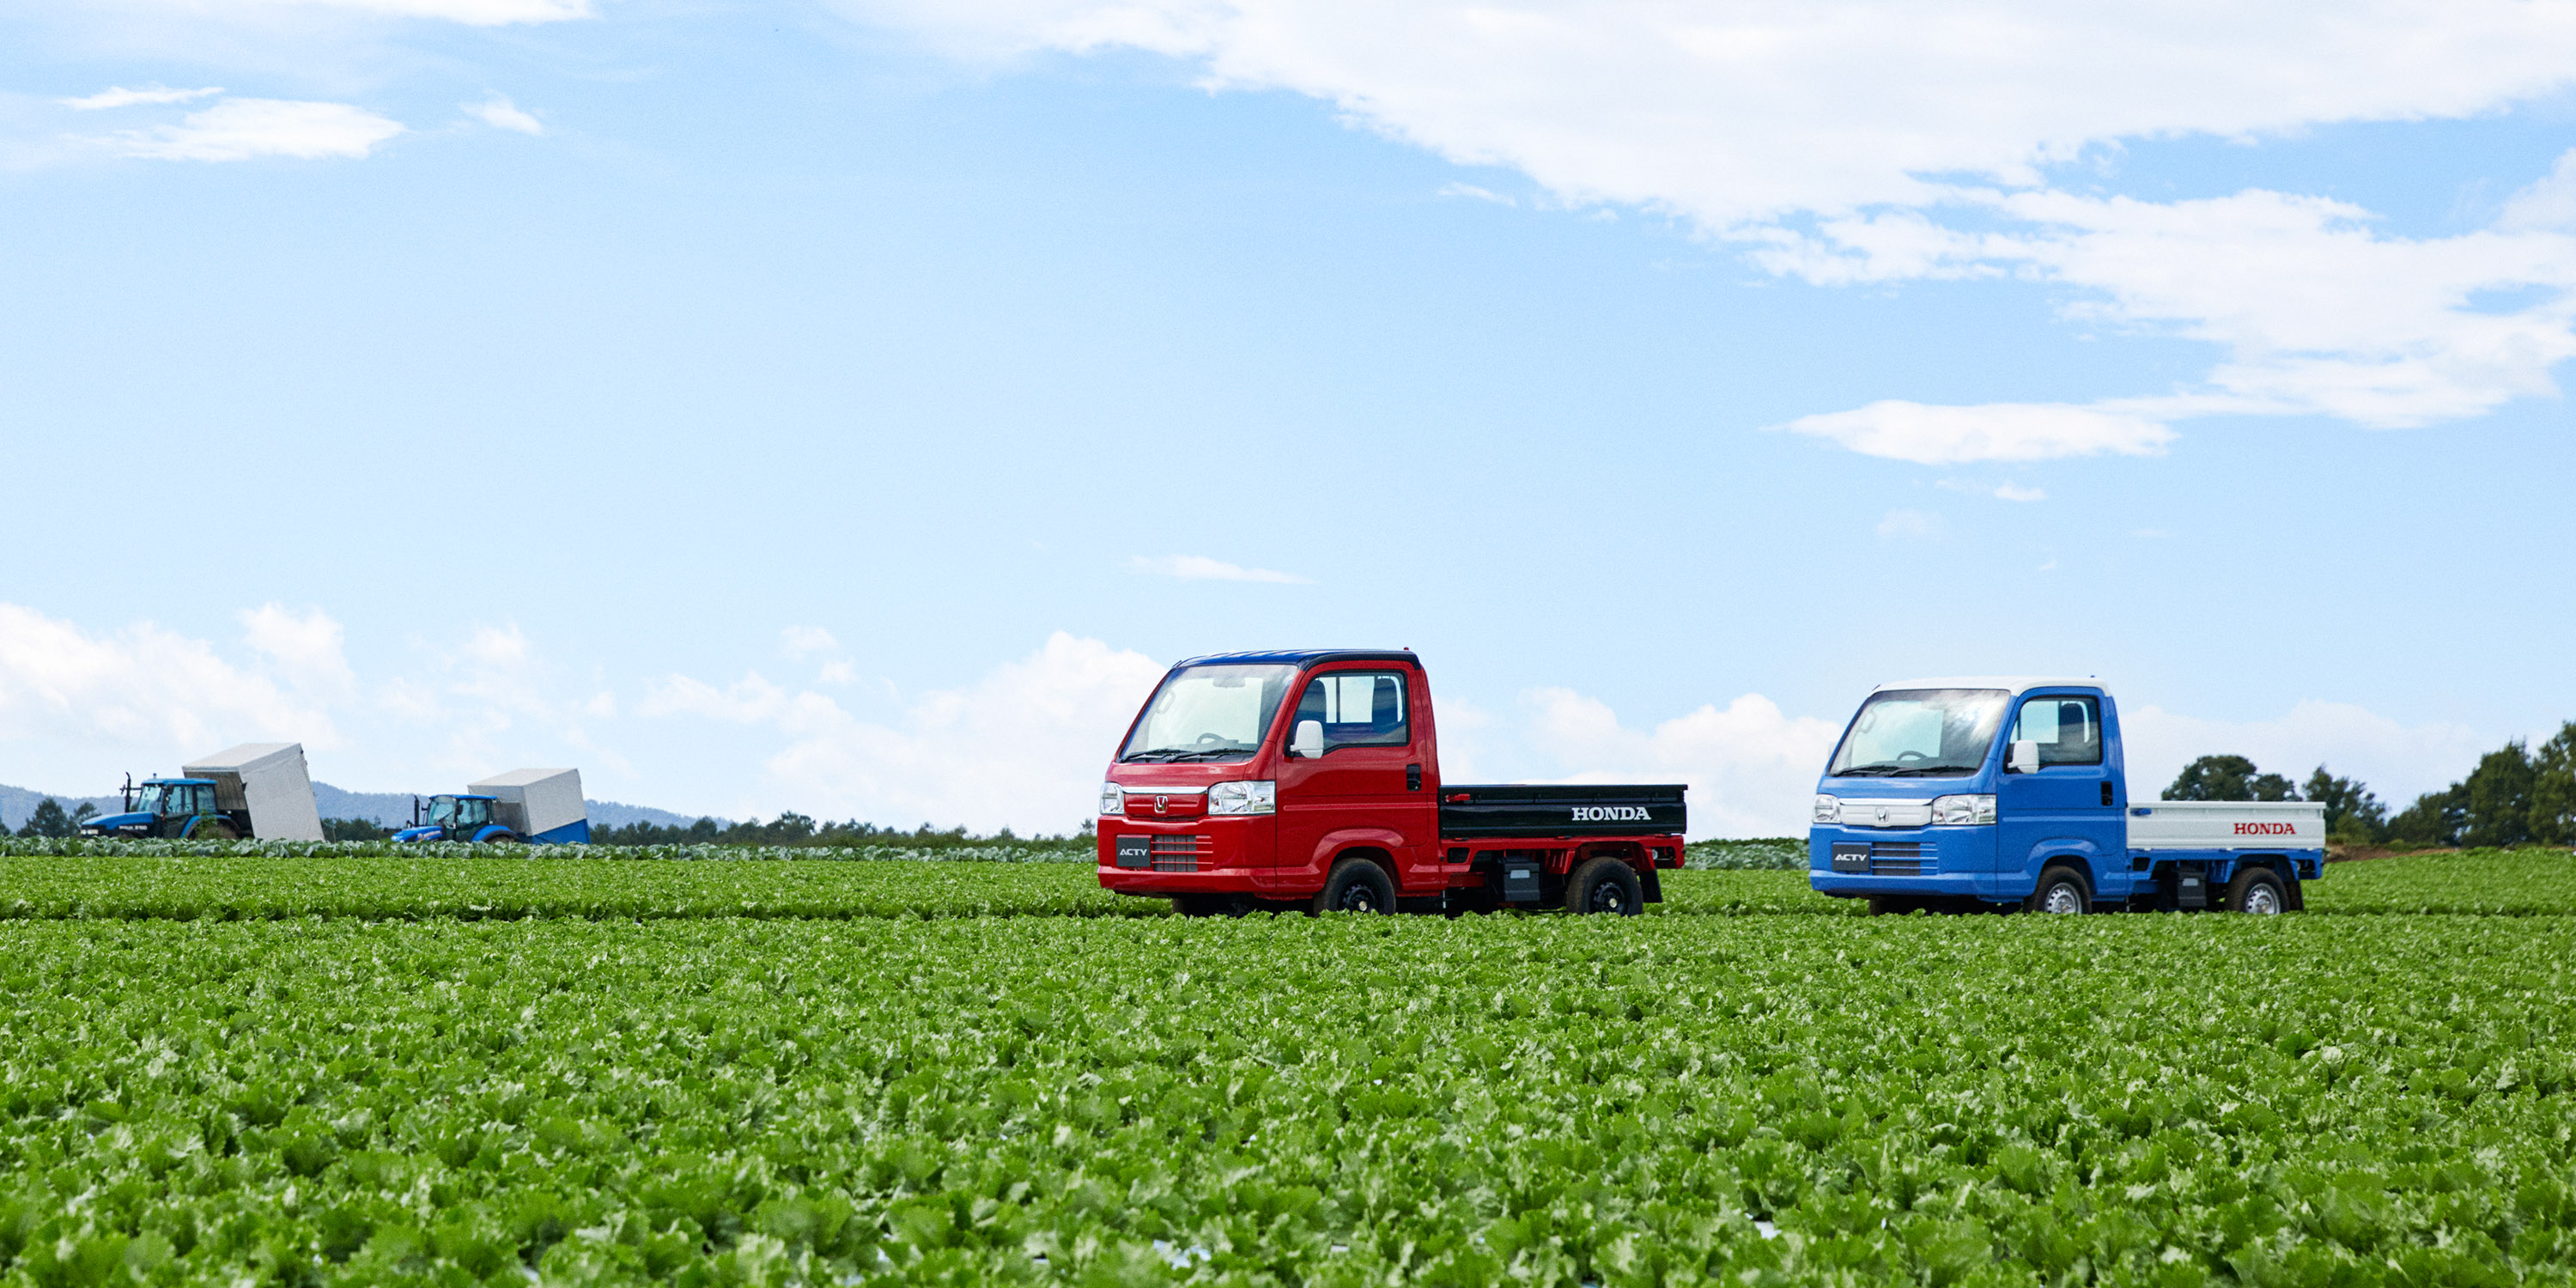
[[2165, 755, 2300, 802], [2529, 722, 2576, 846], [15, 798, 74, 838], [323, 817, 393, 841], [2302, 767, 2388, 844], [2389, 784, 2467, 848], [2460, 741, 2536, 848]]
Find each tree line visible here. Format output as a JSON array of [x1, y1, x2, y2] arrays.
[[2165, 718, 2576, 848], [14, 798, 1095, 849]]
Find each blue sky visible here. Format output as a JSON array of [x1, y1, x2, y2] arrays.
[[3, 0, 2573, 835]]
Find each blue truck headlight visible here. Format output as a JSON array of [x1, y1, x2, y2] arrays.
[[1812, 794, 1840, 824], [1099, 782, 1123, 817], [1929, 794, 1996, 825], [1208, 781, 1276, 815]]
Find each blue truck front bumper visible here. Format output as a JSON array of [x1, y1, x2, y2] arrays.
[[1807, 824, 1996, 899]]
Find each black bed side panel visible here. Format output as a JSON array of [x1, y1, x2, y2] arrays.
[[1439, 784, 1687, 838]]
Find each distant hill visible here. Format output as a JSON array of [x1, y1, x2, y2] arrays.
[[2, 781, 717, 833]]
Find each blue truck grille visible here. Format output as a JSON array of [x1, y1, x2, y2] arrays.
[[1869, 841, 1932, 877]]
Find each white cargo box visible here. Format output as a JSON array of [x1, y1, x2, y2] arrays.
[[468, 768, 588, 844], [182, 743, 324, 841], [2128, 800, 2325, 851]]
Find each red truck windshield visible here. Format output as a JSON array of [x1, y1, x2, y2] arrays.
[[1120, 664, 1297, 762]]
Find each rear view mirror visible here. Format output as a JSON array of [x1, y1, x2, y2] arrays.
[[1291, 720, 1325, 759], [2008, 739, 2041, 774]]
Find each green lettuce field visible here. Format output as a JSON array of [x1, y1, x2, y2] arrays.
[[0, 848, 2569, 1285]]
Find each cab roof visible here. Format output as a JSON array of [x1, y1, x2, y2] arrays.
[[1874, 676, 2106, 696], [143, 777, 216, 787], [1172, 648, 1419, 669]]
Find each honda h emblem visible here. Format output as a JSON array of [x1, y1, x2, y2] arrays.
[[1875, 806, 1889, 823], [1155, 795, 1170, 815]]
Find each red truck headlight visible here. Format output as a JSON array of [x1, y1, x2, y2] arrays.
[[1207, 781, 1276, 815]]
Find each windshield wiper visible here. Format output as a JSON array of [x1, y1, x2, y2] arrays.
[[1884, 767, 1971, 777], [1836, 765, 1904, 776], [1161, 748, 1250, 762]]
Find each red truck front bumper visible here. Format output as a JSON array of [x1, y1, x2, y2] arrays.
[[1096, 814, 1274, 896]]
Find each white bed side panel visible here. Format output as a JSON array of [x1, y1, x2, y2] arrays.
[[2127, 800, 2325, 851]]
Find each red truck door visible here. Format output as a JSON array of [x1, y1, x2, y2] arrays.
[[1273, 665, 1437, 892]]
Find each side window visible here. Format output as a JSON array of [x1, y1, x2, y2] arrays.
[[1293, 671, 1410, 750], [2010, 696, 2103, 767]]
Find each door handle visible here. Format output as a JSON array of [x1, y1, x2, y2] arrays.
[[1406, 764, 1423, 791]]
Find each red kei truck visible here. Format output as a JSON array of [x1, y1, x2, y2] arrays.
[[1097, 649, 1688, 916]]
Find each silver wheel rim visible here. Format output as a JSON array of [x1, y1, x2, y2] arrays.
[[2040, 882, 2082, 914], [2244, 884, 2281, 914]]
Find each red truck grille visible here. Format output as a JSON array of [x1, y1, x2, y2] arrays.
[[1150, 835, 1209, 872]]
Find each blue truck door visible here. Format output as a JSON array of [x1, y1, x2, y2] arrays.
[[1996, 691, 2126, 902]]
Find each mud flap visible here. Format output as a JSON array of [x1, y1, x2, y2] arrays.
[[1643, 866, 1664, 904]]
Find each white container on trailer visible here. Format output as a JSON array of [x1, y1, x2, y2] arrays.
[[467, 768, 588, 844], [182, 743, 324, 841]]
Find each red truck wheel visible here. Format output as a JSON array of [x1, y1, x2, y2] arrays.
[[1566, 858, 1643, 916], [1315, 860, 1395, 914]]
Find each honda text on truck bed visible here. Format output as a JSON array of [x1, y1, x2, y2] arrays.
[[1099, 650, 1686, 915], [1810, 677, 2324, 914]]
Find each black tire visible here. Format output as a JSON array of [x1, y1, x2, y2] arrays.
[[2226, 866, 2288, 915], [2026, 866, 2091, 914], [1315, 860, 1395, 914], [1564, 857, 1644, 916]]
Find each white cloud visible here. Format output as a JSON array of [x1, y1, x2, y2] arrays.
[[843, 2, 2576, 453], [1437, 181, 1513, 206], [780, 626, 839, 658], [641, 632, 1165, 834], [239, 603, 357, 702], [60, 85, 222, 110], [0, 603, 341, 782], [2121, 700, 2487, 809], [1132, 553, 1310, 584], [1783, 400, 2175, 464], [1493, 688, 1841, 837], [1874, 508, 1941, 540], [463, 94, 544, 135], [1992, 483, 2046, 502], [102, 98, 404, 161]]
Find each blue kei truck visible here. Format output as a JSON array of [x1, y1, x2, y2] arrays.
[[1809, 677, 2326, 914]]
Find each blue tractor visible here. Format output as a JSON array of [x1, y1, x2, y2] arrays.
[[77, 775, 250, 840], [393, 794, 525, 844]]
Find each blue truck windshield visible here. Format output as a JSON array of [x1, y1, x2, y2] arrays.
[[1828, 689, 2011, 777], [1121, 664, 1298, 762]]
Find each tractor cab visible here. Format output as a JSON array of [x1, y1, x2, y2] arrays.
[[76, 775, 234, 839], [395, 793, 520, 844]]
